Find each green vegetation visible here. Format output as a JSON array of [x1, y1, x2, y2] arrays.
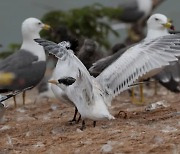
[[0, 3, 123, 59], [41, 3, 122, 49]]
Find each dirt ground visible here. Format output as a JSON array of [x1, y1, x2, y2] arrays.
[[0, 84, 179, 154]]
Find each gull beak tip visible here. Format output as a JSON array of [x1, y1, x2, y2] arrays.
[[163, 21, 175, 30], [43, 24, 51, 30]]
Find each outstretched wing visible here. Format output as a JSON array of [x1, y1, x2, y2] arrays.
[[97, 34, 180, 102], [34, 39, 60, 56]]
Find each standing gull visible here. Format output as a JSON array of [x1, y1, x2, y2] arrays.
[[90, 14, 174, 103], [0, 18, 50, 107], [35, 14, 180, 130], [114, 0, 153, 42]]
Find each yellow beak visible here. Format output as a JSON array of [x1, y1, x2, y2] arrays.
[[163, 22, 172, 29], [0, 72, 15, 85], [43, 24, 51, 30], [48, 80, 58, 85]]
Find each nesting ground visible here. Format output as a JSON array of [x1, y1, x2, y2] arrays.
[[0, 85, 180, 154]]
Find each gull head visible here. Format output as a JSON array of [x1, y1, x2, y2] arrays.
[[147, 14, 174, 31], [21, 17, 51, 39]]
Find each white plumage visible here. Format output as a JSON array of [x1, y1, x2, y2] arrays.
[[0, 18, 50, 106], [35, 14, 180, 124], [21, 18, 48, 61]]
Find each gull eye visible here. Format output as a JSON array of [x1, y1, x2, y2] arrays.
[[38, 22, 42, 25], [155, 18, 159, 21]]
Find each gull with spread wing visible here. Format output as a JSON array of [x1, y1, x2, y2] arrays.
[[35, 14, 180, 130]]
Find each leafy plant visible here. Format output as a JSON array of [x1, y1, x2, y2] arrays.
[[41, 3, 122, 49]]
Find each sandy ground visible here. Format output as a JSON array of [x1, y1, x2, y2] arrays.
[[0, 84, 179, 154]]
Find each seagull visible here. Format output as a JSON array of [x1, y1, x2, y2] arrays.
[[35, 13, 180, 130], [113, 0, 153, 42], [90, 14, 175, 104], [0, 18, 50, 107]]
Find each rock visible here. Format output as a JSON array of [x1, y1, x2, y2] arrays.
[[40, 114, 51, 121], [74, 149, 81, 153], [107, 141, 118, 146], [0, 125, 11, 131], [16, 115, 35, 122], [33, 142, 45, 148], [101, 141, 117, 153], [151, 136, 164, 144], [6, 134, 13, 146], [76, 128, 83, 133], [16, 108, 26, 113], [50, 104, 59, 111], [83, 139, 92, 145], [51, 127, 65, 134], [25, 131, 31, 137], [145, 100, 169, 111], [161, 125, 177, 133], [101, 144, 113, 153]]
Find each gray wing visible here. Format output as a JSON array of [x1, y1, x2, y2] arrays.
[[0, 50, 46, 92], [34, 39, 60, 55], [35, 38, 71, 59], [0, 49, 38, 71], [35, 38, 90, 76]]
